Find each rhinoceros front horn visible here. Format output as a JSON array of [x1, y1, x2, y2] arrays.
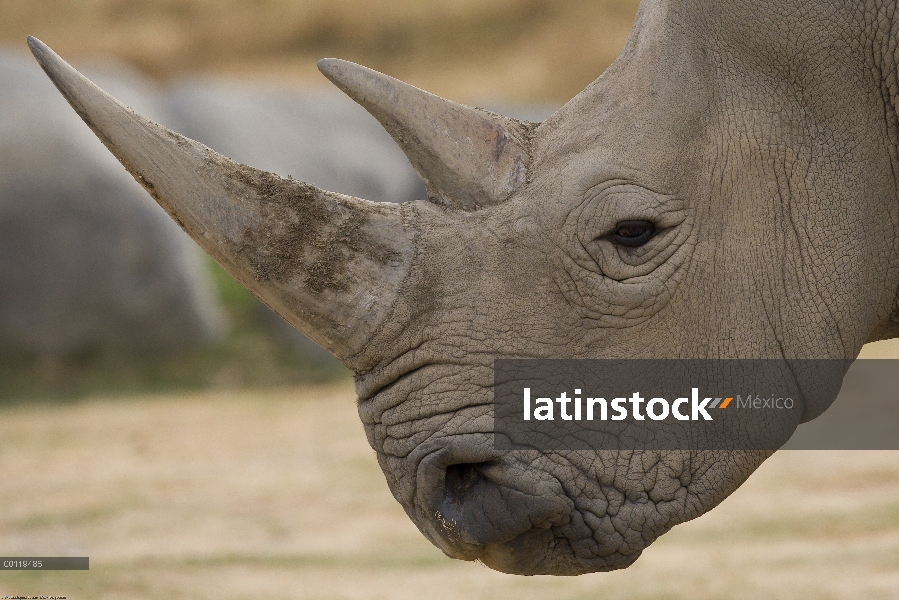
[[27, 37, 414, 365]]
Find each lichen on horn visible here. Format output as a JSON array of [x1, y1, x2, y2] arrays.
[[26, 37, 414, 365]]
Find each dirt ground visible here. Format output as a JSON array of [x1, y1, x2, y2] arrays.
[[0, 379, 896, 600]]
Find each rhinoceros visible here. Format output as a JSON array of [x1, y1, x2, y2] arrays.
[[25, 0, 899, 575]]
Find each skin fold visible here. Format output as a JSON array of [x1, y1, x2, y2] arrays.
[[26, 0, 899, 575]]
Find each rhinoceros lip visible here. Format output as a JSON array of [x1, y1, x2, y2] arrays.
[[479, 526, 642, 575]]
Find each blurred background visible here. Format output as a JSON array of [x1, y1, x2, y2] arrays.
[[1, 0, 640, 103], [0, 2, 897, 599]]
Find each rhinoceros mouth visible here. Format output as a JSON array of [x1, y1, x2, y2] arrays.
[[408, 439, 582, 566], [412, 444, 654, 575]]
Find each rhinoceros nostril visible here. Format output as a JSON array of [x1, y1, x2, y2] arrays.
[[444, 461, 490, 505]]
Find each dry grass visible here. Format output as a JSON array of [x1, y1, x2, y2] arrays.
[[0, 381, 896, 599], [0, 0, 640, 103]]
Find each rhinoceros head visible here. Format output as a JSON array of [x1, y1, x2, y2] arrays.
[[26, 0, 899, 575]]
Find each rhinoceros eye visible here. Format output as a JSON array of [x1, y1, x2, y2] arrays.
[[608, 220, 655, 247]]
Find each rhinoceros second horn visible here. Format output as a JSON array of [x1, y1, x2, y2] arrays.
[[317, 58, 533, 210]]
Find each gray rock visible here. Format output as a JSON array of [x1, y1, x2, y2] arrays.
[[0, 50, 224, 357], [482, 103, 557, 123]]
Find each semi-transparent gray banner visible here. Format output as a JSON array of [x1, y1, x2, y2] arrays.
[[493, 359, 898, 450], [0, 557, 88, 570]]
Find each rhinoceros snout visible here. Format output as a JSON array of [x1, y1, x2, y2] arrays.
[[411, 440, 581, 573]]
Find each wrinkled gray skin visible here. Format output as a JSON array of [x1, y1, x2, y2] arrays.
[[26, 0, 899, 575], [0, 51, 223, 356]]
